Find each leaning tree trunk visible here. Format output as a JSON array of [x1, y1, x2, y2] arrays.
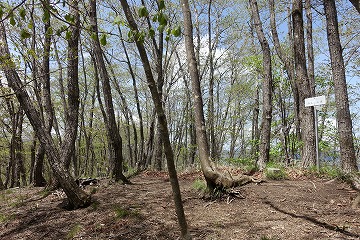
[[292, 0, 316, 167], [348, 0, 360, 14], [0, 21, 91, 209], [119, 0, 191, 238], [180, 0, 257, 191], [249, 0, 273, 170], [324, 0, 358, 173]]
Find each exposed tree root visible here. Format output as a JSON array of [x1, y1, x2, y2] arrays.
[[201, 166, 263, 199]]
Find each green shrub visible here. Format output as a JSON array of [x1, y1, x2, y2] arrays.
[[309, 164, 351, 182], [191, 179, 207, 192], [223, 157, 258, 173]]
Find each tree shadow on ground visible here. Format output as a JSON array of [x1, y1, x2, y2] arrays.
[[264, 200, 360, 238]]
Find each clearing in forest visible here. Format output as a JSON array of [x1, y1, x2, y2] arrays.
[[0, 170, 359, 240]]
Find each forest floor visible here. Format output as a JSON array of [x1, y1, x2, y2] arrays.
[[0, 169, 359, 240]]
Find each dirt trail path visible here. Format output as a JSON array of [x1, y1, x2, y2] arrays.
[[0, 171, 359, 239]]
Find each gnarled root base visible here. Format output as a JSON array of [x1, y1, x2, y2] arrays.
[[202, 167, 263, 198]]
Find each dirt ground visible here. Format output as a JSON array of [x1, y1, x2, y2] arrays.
[[0, 170, 359, 240]]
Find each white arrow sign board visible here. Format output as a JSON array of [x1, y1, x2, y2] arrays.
[[305, 95, 326, 107]]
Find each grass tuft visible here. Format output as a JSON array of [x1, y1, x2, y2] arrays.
[[113, 205, 140, 219], [66, 223, 82, 240], [192, 179, 207, 192]]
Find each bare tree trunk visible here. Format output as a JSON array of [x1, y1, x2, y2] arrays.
[[249, 0, 273, 170], [89, 0, 129, 183], [117, 25, 145, 169], [269, 0, 301, 153], [9, 109, 25, 187], [61, 0, 81, 173], [305, 0, 315, 96], [324, 0, 359, 173], [33, 0, 53, 187], [0, 21, 91, 209], [119, 0, 191, 238], [0, 164, 4, 190], [207, 0, 217, 161], [181, 0, 257, 191], [15, 110, 26, 187], [109, 63, 135, 169], [292, 0, 316, 167]]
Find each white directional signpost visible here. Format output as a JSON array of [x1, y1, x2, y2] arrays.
[[305, 95, 326, 172]]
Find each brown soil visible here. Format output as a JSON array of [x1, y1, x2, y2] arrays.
[[0, 170, 359, 240]]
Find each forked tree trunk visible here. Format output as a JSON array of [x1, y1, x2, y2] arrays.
[[0, 21, 91, 209], [180, 0, 257, 191]]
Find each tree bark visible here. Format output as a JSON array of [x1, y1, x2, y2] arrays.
[[269, 0, 301, 152], [249, 0, 273, 170], [251, 86, 260, 159], [324, 0, 359, 173], [0, 21, 91, 209], [305, 0, 315, 96], [181, 0, 257, 191], [119, 1, 191, 238], [33, 0, 53, 187], [89, 0, 129, 183], [292, 0, 316, 167]]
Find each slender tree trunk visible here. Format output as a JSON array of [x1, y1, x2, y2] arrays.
[[207, 0, 217, 160], [62, 0, 81, 172], [251, 86, 260, 159], [119, 0, 191, 238], [15, 110, 26, 186], [249, 0, 273, 170], [29, 136, 36, 183], [10, 110, 25, 187], [269, 0, 301, 150], [0, 164, 4, 190], [110, 69, 135, 169], [118, 26, 145, 169], [292, 0, 316, 167], [181, 0, 257, 191], [305, 0, 315, 96], [89, 0, 129, 183], [33, 0, 53, 187], [0, 21, 90, 209], [324, 0, 359, 173]]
